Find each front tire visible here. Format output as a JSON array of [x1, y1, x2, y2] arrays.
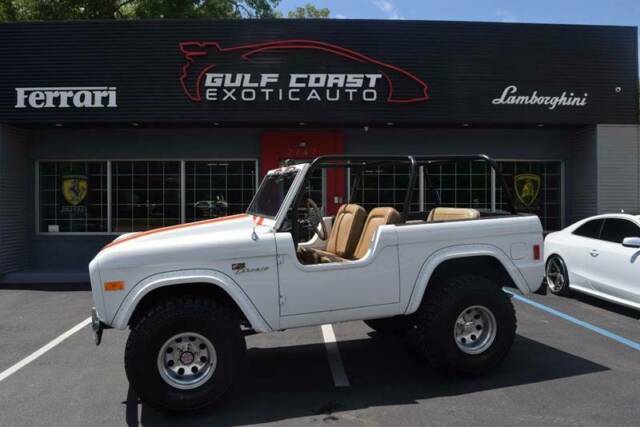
[[413, 275, 516, 377], [546, 255, 571, 296], [125, 297, 246, 413]]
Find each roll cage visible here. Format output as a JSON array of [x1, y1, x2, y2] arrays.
[[282, 154, 518, 245]]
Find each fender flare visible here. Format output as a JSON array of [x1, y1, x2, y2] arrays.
[[110, 269, 273, 332], [404, 244, 531, 315]]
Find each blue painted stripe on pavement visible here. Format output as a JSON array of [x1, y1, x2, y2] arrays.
[[504, 289, 640, 352]]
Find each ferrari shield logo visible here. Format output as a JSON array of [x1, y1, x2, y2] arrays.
[[62, 175, 88, 206], [514, 174, 541, 207]]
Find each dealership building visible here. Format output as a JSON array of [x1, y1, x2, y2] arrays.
[[0, 19, 638, 282]]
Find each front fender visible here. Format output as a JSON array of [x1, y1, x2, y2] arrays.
[[404, 244, 532, 315], [110, 269, 274, 332]]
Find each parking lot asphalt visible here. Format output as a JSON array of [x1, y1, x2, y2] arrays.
[[0, 284, 639, 427]]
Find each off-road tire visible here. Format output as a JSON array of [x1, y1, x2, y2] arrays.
[[413, 275, 516, 377], [125, 297, 246, 413], [546, 255, 571, 296], [364, 316, 414, 335]]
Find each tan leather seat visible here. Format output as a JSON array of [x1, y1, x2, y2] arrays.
[[426, 207, 480, 222], [303, 204, 366, 263], [353, 207, 401, 259], [324, 204, 367, 258]]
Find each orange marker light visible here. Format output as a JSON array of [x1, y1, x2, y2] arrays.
[[533, 245, 541, 261], [104, 281, 125, 292]]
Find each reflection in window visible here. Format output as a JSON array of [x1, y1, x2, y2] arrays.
[[38, 161, 108, 232], [111, 161, 181, 232], [185, 161, 256, 221]]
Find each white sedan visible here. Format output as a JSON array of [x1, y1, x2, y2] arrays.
[[544, 213, 640, 310]]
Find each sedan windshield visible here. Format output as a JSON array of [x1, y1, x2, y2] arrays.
[[247, 169, 298, 218]]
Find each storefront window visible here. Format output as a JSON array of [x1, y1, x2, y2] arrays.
[[496, 161, 562, 231], [185, 160, 257, 221], [38, 161, 108, 232], [350, 164, 419, 213], [424, 161, 492, 211], [348, 159, 562, 231], [111, 161, 181, 232]]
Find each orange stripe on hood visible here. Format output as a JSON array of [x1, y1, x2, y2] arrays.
[[103, 213, 249, 250]]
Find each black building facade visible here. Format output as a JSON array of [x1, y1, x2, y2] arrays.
[[0, 19, 638, 281]]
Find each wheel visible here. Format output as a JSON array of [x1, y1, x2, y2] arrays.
[[305, 198, 328, 240], [546, 255, 570, 296], [413, 275, 516, 377], [364, 316, 413, 335], [125, 297, 246, 412]]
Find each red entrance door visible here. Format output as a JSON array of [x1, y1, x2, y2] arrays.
[[260, 131, 345, 215]]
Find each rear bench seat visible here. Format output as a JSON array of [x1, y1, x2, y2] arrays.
[[426, 207, 480, 222]]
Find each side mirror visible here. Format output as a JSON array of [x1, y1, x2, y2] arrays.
[[622, 237, 640, 248]]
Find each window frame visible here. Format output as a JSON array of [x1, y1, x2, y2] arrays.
[[35, 158, 259, 235]]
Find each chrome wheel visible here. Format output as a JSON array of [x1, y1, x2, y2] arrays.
[[454, 305, 497, 355], [157, 332, 217, 390], [546, 257, 566, 292]]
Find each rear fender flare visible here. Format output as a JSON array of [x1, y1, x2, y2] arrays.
[[110, 269, 273, 332], [404, 244, 530, 315]]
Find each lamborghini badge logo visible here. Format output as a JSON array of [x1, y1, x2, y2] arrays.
[[62, 175, 88, 206], [514, 174, 541, 207]]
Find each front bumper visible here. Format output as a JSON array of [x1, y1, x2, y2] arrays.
[[91, 307, 110, 346]]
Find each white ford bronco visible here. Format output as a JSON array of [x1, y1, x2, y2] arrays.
[[90, 154, 544, 412]]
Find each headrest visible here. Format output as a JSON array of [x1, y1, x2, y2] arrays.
[[427, 207, 480, 222]]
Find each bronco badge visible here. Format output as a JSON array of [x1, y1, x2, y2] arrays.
[[232, 262, 269, 274]]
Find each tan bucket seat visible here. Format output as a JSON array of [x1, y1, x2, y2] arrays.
[[305, 204, 367, 263], [352, 207, 401, 259], [426, 207, 480, 222]]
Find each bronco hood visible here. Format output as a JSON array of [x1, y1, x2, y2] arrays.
[[102, 213, 263, 252]]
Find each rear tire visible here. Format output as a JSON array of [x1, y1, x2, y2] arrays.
[[413, 275, 516, 377], [546, 255, 571, 296], [125, 297, 246, 413]]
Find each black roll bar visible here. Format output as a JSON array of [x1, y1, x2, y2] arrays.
[[413, 154, 516, 214], [284, 154, 515, 244]]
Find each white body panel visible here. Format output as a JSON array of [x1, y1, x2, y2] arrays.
[[276, 225, 401, 328], [544, 213, 640, 311]]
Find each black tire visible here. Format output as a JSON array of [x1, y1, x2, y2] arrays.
[[125, 297, 246, 413], [364, 316, 413, 335], [546, 255, 571, 296], [413, 275, 516, 377]]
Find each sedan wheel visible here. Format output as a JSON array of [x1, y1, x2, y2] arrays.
[[546, 255, 570, 296]]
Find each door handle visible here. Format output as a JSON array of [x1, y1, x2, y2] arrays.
[[589, 249, 599, 257]]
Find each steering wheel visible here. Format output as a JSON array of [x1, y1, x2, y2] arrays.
[[305, 198, 328, 241]]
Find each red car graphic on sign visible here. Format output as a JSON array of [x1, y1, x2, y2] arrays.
[[178, 39, 429, 104]]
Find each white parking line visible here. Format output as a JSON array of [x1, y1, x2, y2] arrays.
[[320, 324, 350, 387], [0, 317, 91, 383]]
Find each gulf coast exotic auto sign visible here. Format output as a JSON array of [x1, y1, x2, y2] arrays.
[[0, 20, 636, 123], [178, 39, 430, 105]]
